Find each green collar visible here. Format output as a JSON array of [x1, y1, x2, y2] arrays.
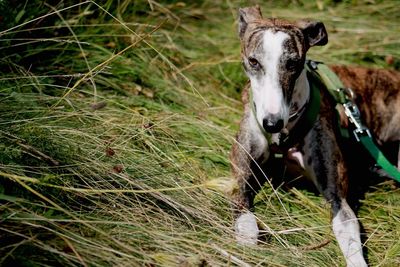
[[249, 64, 321, 150]]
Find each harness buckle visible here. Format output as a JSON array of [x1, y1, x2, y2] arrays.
[[343, 101, 372, 142], [353, 127, 372, 142], [343, 102, 362, 127]]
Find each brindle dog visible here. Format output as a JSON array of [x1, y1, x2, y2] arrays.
[[231, 6, 400, 267]]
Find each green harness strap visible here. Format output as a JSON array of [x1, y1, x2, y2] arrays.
[[306, 62, 347, 103], [307, 60, 400, 183]]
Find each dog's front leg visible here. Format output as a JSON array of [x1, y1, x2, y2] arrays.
[[231, 111, 269, 245], [332, 199, 367, 267], [311, 166, 367, 267], [304, 126, 367, 267]]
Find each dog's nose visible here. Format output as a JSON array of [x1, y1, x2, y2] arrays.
[[262, 118, 284, 133]]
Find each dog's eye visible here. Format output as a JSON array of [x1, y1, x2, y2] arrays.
[[248, 57, 260, 68]]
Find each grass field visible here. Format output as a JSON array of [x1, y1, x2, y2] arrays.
[[1, 0, 399, 266]]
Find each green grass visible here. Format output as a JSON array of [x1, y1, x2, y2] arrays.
[[1, 0, 400, 266]]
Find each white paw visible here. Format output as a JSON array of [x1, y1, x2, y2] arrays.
[[346, 255, 368, 267], [234, 212, 259, 245]]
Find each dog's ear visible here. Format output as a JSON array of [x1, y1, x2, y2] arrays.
[[238, 5, 263, 39], [297, 20, 328, 47]]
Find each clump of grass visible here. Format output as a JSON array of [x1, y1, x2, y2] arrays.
[[1, 0, 400, 266]]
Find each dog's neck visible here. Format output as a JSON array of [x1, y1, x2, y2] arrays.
[[287, 68, 310, 130]]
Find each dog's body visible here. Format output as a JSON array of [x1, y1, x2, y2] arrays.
[[231, 6, 400, 267]]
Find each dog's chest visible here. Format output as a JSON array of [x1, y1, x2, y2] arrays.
[[277, 144, 314, 180]]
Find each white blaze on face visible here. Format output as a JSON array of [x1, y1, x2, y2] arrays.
[[249, 30, 289, 125]]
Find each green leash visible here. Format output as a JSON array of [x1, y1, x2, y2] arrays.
[[359, 136, 400, 181], [306, 60, 400, 183]]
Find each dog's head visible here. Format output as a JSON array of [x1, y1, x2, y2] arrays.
[[238, 6, 327, 133]]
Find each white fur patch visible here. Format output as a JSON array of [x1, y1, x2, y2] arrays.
[[250, 30, 289, 126], [332, 200, 367, 267], [235, 212, 259, 246], [287, 148, 306, 169]]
